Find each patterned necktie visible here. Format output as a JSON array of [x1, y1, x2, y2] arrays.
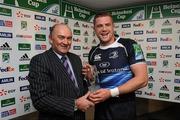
[[61, 56, 78, 87]]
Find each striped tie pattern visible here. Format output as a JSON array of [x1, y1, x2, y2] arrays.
[[61, 56, 78, 87]]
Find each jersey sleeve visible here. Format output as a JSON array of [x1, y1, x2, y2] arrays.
[[119, 38, 146, 65]]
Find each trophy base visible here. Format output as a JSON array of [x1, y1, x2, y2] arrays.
[[88, 84, 100, 92]]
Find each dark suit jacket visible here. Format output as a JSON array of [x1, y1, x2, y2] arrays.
[[28, 48, 88, 120]]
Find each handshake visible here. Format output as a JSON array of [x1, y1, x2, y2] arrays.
[[75, 63, 112, 112], [75, 89, 112, 112]]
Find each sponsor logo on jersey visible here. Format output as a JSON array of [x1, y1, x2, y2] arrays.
[[94, 54, 101, 61], [99, 62, 110, 68]]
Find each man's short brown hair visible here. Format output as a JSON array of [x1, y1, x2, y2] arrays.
[[93, 12, 113, 25]]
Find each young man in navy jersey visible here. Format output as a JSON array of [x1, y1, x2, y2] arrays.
[[83, 12, 148, 120]]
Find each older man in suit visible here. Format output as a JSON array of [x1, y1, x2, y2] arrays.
[[28, 23, 94, 120]]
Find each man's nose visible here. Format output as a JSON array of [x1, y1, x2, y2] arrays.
[[63, 39, 69, 44], [63, 39, 72, 45], [102, 25, 107, 31]]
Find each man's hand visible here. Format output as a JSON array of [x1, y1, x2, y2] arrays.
[[75, 92, 94, 112], [88, 89, 111, 104]]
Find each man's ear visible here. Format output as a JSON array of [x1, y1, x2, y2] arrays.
[[49, 34, 51, 39], [49, 40, 52, 44], [93, 26, 95, 31], [49, 35, 52, 44]]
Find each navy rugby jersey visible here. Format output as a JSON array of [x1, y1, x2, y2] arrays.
[[89, 36, 146, 89]]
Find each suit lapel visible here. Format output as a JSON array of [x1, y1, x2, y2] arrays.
[[67, 54, 82, 92], [48, 49, 79, 95]]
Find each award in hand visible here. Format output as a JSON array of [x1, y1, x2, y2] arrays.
[[88, 65, 100, 92]]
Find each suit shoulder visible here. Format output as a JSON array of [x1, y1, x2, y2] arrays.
[[31, 50, 48, 61], [68, 52, 79, 57], [68, 52, 81, 60]]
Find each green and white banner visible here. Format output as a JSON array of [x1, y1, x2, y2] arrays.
[[108, 6, 145, 22], [146, 1, 180, 19], [0, 0, 60, 15], [61, 1, 95, 22]]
